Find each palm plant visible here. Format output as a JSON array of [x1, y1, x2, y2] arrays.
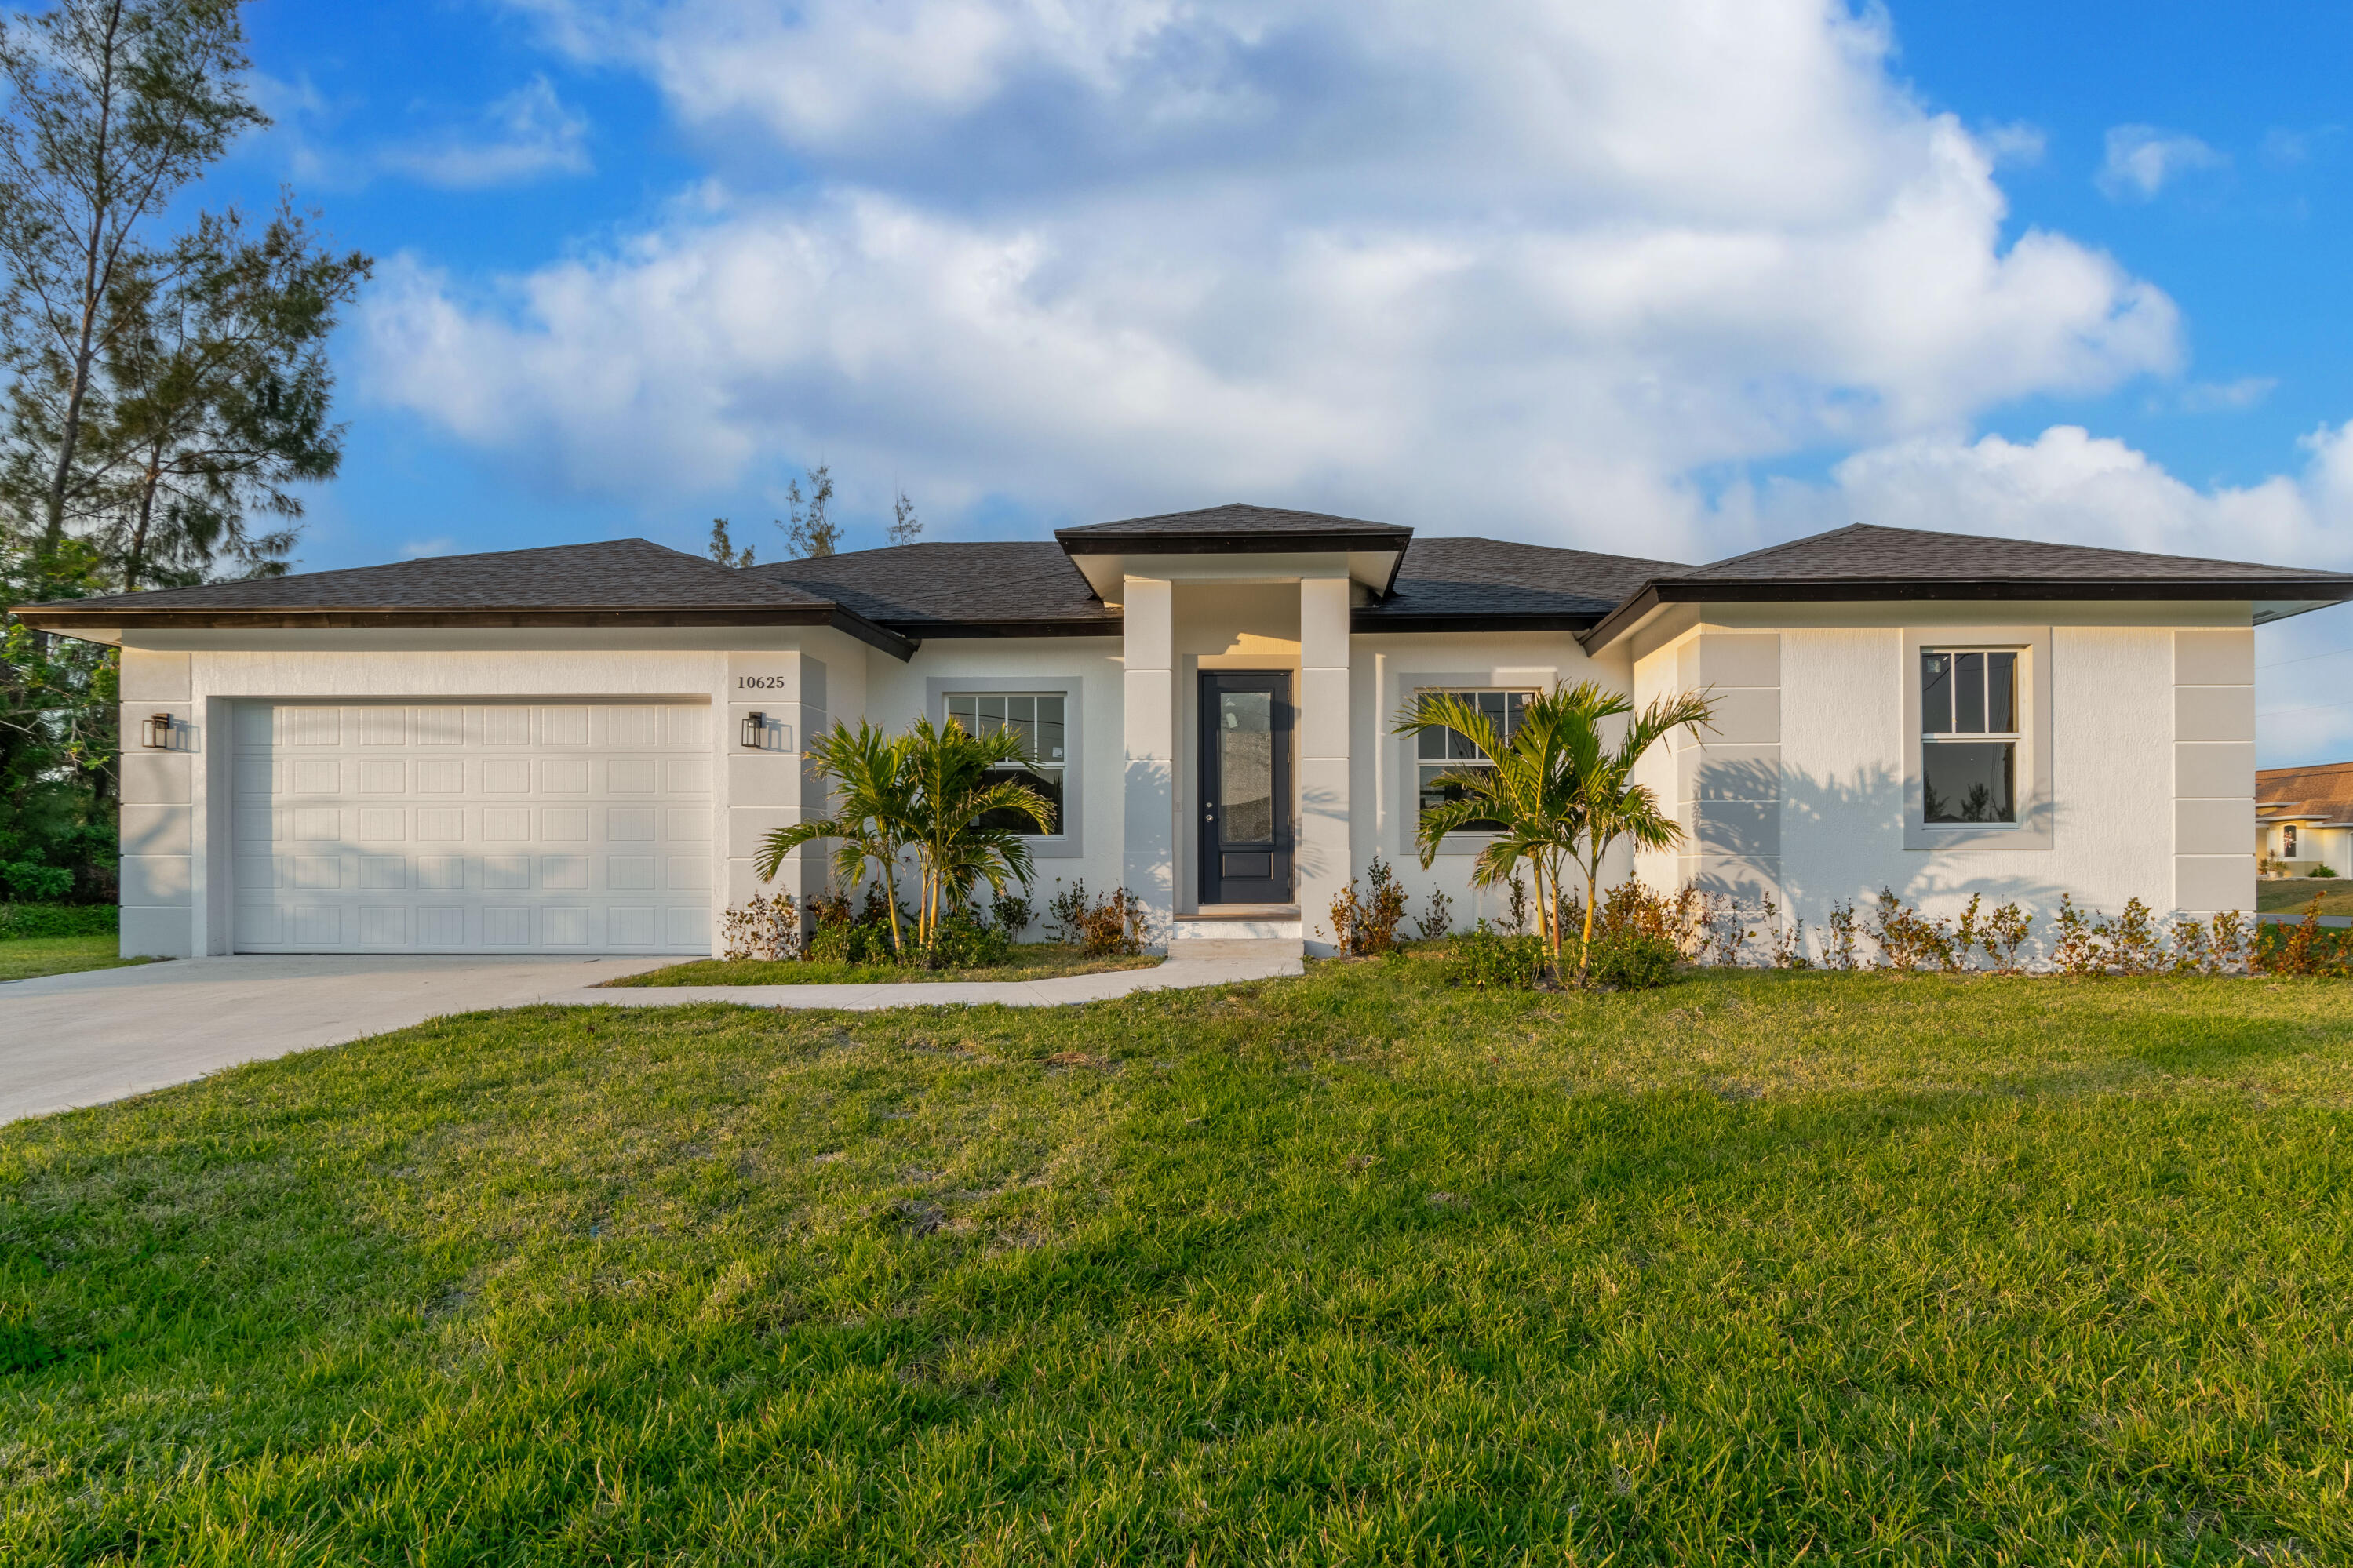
[[1394, 689, 1584, 966], [901, 715, 1054, 951], [1395, 681, 1713, 983], [754, 720, 918, 955], [1552, 686, 1714, 984]]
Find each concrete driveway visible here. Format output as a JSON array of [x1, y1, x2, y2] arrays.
[[1, 955, 666, 1125]]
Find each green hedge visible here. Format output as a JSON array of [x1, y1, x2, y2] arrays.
[[0, 904, 119, 940]]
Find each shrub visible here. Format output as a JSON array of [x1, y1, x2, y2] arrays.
[[1048, 879, 1150, 956], [0, 903, 118, 940], [1870, 888, 1955, 972], [1451, 922, 1546, 989], [0, 861, 73, 902], [1583, 931, 1680, 990], [1982, 902, 2032, 973], [992, 892, 1035, 939], [2255, 895, 2353, 977], [2107, 897, 2164, 976], [718, 893, 800, 961], [2311, 864, 2340, 879], [1328, 854, 1409, 956], [925, 908, 1014, 968], [1823, 899, 1860, 970], [1413, 886, 1454, 941], [808, 919, 892, 966], [2050, 894, 2105, 977]]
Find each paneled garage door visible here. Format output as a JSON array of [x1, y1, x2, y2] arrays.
[[233, 703, 714, 954]]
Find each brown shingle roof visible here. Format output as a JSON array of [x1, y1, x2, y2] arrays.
[[2257, 761, 2353, 826], [9, 537, 916, 655], [755, 541, 1116, 635], [1677, 523, 2348, 585]]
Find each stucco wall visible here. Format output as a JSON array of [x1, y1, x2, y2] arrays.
[[1635, 602, 2256, 959]]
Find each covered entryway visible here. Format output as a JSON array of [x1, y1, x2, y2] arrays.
[[231, 702, 713, 954]]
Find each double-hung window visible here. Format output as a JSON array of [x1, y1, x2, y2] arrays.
[[945, 692, 1066, 833], [1920, 649, 2018, 824], [1415, 689, 1533, 831]]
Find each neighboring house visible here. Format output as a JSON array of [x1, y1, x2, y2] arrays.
[[13, 505, 2353, 959], [2256, 761, 2353, 875]]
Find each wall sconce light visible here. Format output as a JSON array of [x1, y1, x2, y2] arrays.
[[740, 711, 768, 750], [140, 711, 174, 749]]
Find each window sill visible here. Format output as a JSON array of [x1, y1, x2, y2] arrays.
[[1910, 818, 2052, 853]]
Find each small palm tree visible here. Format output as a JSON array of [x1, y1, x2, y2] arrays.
[[755, 720, 918, 955], [1394, 689, 1584, 966], [903, 715, 1054, 950], [1396, 681, 1713, 983], [1553, 686, 1714, 984]]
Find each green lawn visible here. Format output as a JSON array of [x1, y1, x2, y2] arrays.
[[0, 933, 155, 984], [606, 942, 1160, 987], [5, 956, 2353, 1563], [2257, 879, 2353, 916]]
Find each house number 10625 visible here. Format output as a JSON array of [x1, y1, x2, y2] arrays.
[[737, 675, 791, 689]]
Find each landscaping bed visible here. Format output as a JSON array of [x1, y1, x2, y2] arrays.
[[4, 961, 2351, 1561], [604, 943, 1162, 987]]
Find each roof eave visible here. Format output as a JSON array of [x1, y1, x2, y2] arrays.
[[10, 602, 921, 660], [1579, 577, 2353, 653]]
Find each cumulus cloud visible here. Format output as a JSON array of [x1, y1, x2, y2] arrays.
[[381, 76, 592, 188], [1746, 422, 2353, 569], [369, 0, 2183, 560], [2096, 124, 2227, 201]]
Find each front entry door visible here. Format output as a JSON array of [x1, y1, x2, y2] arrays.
[[1198, 671, 1292, 905]]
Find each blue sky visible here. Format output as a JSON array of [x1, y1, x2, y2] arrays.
[[202, 0, 2353, 762]]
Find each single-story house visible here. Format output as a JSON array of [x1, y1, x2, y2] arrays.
[[2256, 760, 2353, 877], [15, 504, 2353, 959]]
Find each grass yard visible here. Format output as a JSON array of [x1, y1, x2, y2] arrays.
[[606, 943, 1160, 987], [0, 933, 155, 984], [2257, 879, 2353, 917], [5, 955, 2353, 1564]]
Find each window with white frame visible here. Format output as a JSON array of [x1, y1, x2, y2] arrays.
[[945, 692, 1066, 833], [1414, 689, 1534, 831], [1920, 649, 2019, 824], [2282, 824, 2300, 860]]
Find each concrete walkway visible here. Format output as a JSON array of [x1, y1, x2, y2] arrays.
[[0, 943, 1302, 1124]]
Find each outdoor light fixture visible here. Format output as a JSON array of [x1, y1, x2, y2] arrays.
[[741, 711, 767, 750], [139, 711, 174, 749]]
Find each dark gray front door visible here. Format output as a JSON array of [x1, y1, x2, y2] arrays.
[[1197, 671, 1292, 905]]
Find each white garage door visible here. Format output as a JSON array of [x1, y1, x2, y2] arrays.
[[232, 703, 714, 954]]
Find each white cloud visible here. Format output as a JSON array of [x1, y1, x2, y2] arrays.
[[1976, 121, 2047, 166], [398, 536, 460, 558], [381, 77, 592, 189], [1750, 423, 2353, 570], [371, 0, 2182, 560], [2096, 124, 2227, 201], [2176, 376, 2277, 413]]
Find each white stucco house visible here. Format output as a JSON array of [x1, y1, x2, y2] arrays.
[[16, 504, 2352, 959]]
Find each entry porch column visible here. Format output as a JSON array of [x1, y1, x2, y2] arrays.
[[1299, 574, 1351, 955], [1122, 576, 1176, 945]]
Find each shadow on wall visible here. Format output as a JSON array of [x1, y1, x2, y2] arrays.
[[1295, 780, 1345, 885], [1688, 762, 2090, 962]]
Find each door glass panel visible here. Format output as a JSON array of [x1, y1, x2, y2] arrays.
[[1218, 690, 1275, 846]]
